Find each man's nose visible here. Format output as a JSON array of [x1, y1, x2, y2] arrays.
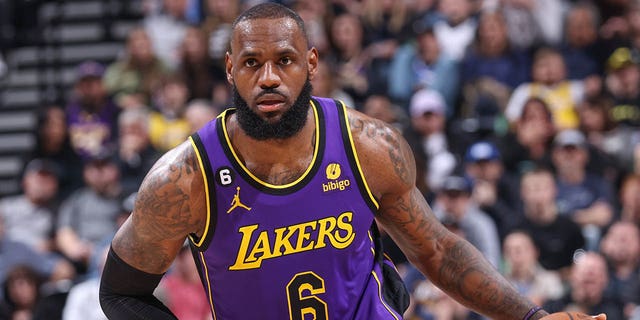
[[257, 61, 281, 89]]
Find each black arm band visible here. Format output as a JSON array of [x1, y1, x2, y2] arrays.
[[99, 246, 178, 320]]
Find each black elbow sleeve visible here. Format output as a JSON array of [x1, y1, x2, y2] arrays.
[[99, 246, 178, 320]]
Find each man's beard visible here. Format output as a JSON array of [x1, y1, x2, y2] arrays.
[[234, 79, 313, 140]]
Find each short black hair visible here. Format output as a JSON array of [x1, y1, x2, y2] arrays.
[[231, 2, 308, 46]]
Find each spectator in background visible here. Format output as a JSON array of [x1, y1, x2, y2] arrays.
[[596, 0, 635, 44], [61, 247, 108, 320], [406, 276, 475, 320], [460, 10, 530, 120], [201, 0, 240, 70], [388, 25, 459, 116], [103, 27, 169, 109], [66, 61, 119, 161], [0, 159, 59, 254], [599, 221, 640, 319], [0, 216, 74, 301], [405, 88, 456, 191], [32, 105, 83, 199], [0, 265, 43, 320], [361, 94, 408, 132], [560, 2, 607, 80], [500, 0, 564, 51], [359, 0, 408, 94], [604, 47, 640, 127], [116, 108, 160, 195], [310, 59, 355, 108], [463, 141, 521, 240], [505, 47, 596, 130], [517, 168, 585, 272], [403, 0, 441, 40], [325, 12, 370, 108], [501, 230, 564, 307], [143, 0, 189, 70], [157, 246, 211, 320], [551, 129, 616, 250], [178, 26, 225, 101], [55, 154, 123, 274], [577, 95, 635, 180], [619, 173, 640, 226], [432, 175, 502, 268], [291, 0, 331, 55], [148, 75, 191, 152], [433, 0, 477, 62], [628, 3, 640, 53], [184, 99, 220, 134], [499, 97, 555, 176], [543, 252, 624, 320]]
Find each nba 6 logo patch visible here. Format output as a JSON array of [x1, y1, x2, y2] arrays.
[[323, 163, 351, 192]]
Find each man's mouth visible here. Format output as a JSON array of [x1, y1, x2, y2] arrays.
[[257, 100, 284, 113]]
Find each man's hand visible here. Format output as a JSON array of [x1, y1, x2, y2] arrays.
[[539, 312, 606, 320]]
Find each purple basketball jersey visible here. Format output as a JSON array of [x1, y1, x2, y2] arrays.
[[188, 97, 404, 319]]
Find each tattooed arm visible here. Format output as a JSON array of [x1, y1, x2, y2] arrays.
[[348, 109, 547, 320], [99, 141, 207, 319]]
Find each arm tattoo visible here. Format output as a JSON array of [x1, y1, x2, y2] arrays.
[[348, 116, 412, 185], [436, 239, 527, 317], [114, 144, 203, 272]]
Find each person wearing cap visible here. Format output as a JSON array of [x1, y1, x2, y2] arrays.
[[604, 47, 640, 126], [0, 159, 61, 254], [551, 129, 615, 251], [406, 88, 457, 192], [432, 175, 502, 268], [66, 60, 119, 161], [464, 140, 522, 240]]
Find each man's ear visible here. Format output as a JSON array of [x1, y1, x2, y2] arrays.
[[307, 47, 319, 80], [225, 52, 233, 84]]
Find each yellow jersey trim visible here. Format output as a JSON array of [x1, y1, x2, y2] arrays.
[[340, 102, 379, 209], [368, 230, 376, 256], [221, 101, 321, 189], [188, 136, 211, 247], [371, 271, 400, 320], [198, 251, 217, 320]]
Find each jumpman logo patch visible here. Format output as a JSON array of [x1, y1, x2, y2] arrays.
[[227, 186, 252, 213]]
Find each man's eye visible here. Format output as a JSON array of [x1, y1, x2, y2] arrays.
[[244, 59, 258, 67], [281, 57, 292, 65]]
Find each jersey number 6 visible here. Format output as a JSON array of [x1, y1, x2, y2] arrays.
[[287, 272, 328, 320]]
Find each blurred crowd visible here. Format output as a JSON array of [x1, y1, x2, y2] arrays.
[[1, 0, 640, 319]]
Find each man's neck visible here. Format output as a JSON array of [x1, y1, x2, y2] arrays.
[[227, 110, 317, 184]]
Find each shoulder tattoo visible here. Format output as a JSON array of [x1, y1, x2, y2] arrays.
[[348, 115, 413, 185]]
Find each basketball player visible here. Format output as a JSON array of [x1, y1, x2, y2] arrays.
[[99, 3, 603, 319]]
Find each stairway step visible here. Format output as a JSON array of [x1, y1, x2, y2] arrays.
[[0, 156, 25, 176], [44, 22, 105, 44], [0, 133, 35, 153], [0, 111, 37, 132], [59, 42, 123, 64], [1, 88, 40, 107]]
